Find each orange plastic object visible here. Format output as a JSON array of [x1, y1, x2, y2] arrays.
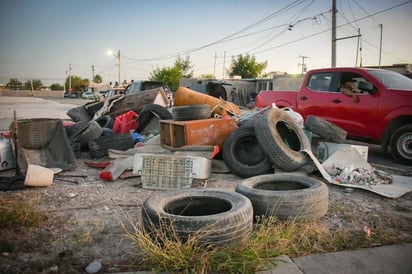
[[174, 87, 241, 117], [160, 118, 238, 149], [112, 111, 139, 133]]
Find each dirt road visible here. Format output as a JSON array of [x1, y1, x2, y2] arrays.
[[0, 96, 84, 130]]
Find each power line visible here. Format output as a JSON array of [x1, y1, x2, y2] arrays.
[[121, 0, 308, 63], [252, 0, 412, 55]]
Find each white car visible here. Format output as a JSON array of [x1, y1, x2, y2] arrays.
[[82, 91, 95, 100]]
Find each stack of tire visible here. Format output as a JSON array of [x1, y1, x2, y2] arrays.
[[65, 103, 172, 158], [222, 108, 312, 178]]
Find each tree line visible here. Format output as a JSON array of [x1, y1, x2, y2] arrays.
[[5, 54, 267, 92]]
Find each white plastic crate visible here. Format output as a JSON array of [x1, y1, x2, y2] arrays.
[[133, 153, 211, 189]]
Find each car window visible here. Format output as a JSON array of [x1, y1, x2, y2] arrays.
[[308, 73, 333, 91], [367, 69, 412, 90], [339, 72, 372, 93]]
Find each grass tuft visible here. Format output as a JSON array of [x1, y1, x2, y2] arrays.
[[125, 214, 411, 273], [0, 194, 46, 229]]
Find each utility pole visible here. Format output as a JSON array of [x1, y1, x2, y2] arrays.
[[222, 51, 226, 79], [379, 24, 383, 68], [298, 55, 309, 74], [331, 0, 337, 67], [213, 52, 217, 78], [68, 64, 72, 92], [91, 65, 95, 83], [355, 29, 360, 67], [117, 50, 121, 86]]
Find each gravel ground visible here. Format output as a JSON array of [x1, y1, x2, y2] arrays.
[[0, 96, 411, 273]]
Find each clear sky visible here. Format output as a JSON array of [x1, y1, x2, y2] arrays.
[[0, 0, 411, 86]]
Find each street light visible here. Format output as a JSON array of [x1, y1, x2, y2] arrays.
[[107, 49, 121, 86]]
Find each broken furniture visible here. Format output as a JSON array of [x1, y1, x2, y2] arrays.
[[160, 118, 238, 149]]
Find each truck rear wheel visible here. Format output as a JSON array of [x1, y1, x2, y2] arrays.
[[390, 124, 412, 165]]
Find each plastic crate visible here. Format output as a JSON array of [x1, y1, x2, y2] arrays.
[[133, 153, 211, 189]]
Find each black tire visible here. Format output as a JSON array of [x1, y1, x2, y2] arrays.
[[66, 106, 91, 122], [84, 101, 104, 118], [88, 133, 135, 158], [136, 104, 172, 133], [235, 174, 329, 221], [238, 117, 257, 128], [95, 115, 114, 129], [65, 121, 87, 138], [101, 128, 115, 136], [304, 115, 347, 142], [172, 104, 211, 121], [70, 120, 103, 145], [142, 189, 253, 247], [71, 142, 82, 158], [255, 109, 311, 171], [390, 124, 412, 165], [223, 127, 273, 178]]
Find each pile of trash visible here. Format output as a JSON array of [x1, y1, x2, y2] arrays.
[[0, 85, 398, 194], [328, 165, 393, 186]]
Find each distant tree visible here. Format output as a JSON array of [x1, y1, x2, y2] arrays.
[[6, 78, 22, 89], [65, 76, 89, 94], [93, 74, 102, 83], [199, 74, 215, 79], [23, 79, 43, 90], [227, 54, 267, 79], [149, 56, 194, 91], [50, 83, 64, 91]]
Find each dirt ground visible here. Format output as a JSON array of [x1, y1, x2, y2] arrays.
[[0, 97, 411, 273]]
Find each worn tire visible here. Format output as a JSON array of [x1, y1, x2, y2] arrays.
[[136, 104, 172, 133], [142, 189, 253, 247], [390, 124, 412, 165], [304, 115, 347, 142], [235, 174, 329, 221], [95, 115, 114, 129], [172, 104, 211, 121], [65, 121, 87, 138], [70, 120, 103, 145], [84, 101, 104, 118], [223, 126, 273, 178], [88, 133, 135, 158], [255, 109, 311, 171], [101, 128, 115, 136], [71, 142, 82, 158], [67, 106, 91, 122]]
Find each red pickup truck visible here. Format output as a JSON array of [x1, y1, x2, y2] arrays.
[[256, 67, 412, 164]]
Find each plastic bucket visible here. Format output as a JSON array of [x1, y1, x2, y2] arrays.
[[24, 164, 54, 187]]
